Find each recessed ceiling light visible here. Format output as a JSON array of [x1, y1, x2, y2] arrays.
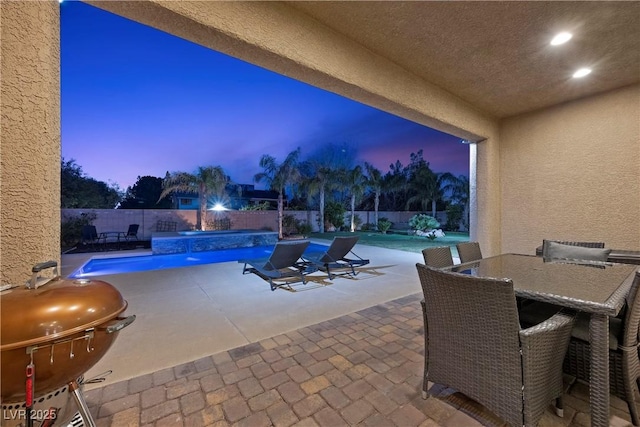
[[551, 32, 573, 46], [573, 68, 592, 78]]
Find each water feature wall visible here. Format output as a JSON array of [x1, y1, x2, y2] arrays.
[[151, 230, 279, 255]]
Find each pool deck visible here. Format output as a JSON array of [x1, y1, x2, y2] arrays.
[[60, 242, 425, 388], [59, 242, 636, 426]]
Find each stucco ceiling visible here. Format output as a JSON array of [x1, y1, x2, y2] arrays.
[[287, 1, 640, 119]]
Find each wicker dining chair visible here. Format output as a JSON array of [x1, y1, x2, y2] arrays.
[[563, 271, 640, 426], [456, 241, 483, 263], [416, 263, 575, 427], [421, 246, 454, 268], [419, 246, 455, 398]]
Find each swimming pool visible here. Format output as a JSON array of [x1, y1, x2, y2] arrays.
[[69, 243, 329, 278]]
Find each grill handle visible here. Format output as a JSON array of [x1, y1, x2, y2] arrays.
[[32, 261, 58, 273], [27, 261, 59, 289], [98, 315, 136, 334]]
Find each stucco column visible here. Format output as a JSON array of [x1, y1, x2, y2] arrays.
[[1, 2, 60, 286]]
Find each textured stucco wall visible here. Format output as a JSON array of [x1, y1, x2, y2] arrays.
[[87, 0, 502, 256], [1, 2, 61, 285], [500, 84, 640, 254]]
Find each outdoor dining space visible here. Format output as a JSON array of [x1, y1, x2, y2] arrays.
[[58, 239, 640, 427], [416, 241, 640, 427], [3, 2, 638, 427]]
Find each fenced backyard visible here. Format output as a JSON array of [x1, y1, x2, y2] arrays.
[[61, 208, 467, 255], [61, 209, 455, 241]]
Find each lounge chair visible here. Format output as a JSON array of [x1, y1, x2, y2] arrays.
[[303, 236, 370, 279], [124, 224, 139, 241], [239, 240, 315, 291], [81, 225, 99, 251]]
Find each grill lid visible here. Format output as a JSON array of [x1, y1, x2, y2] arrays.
[[1, 275, 127, 351]]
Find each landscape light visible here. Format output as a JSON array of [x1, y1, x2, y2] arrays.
[[572, 68, 592, 78], [211, 203, 226, 211], [550, 32, 572, 46]]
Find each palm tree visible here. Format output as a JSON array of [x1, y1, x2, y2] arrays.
[[440, 173, 470, 228], [254, 148, 301, 239], [364, 162, 383, 228], [383, 160, 408, 211], [343, 165, 367, 232], [159, 166, 234, 231], [405, 161, 438, 213], [300, 162, 337, 233], [427, 172, 449, 218]]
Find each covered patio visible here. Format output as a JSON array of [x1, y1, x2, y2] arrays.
[[2, 1, 638, 426], [61, 245, 635, 426]]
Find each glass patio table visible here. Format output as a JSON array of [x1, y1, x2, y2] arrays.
[[445, 253, 639, 427]]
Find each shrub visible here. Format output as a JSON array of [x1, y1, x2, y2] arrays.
[[283, 214, 297, 229], [377, 218, 393, 234], [351, 215, 363, 230], [408, 214, 440, 232], [297, 222, 313, 237], [61, 212, 97, 248], [324, 201, 346, 230], [240, 201, 270, 211], [360, 222, 376, 231], [283, 214, 312, 237], [445, 204, 464, 231]]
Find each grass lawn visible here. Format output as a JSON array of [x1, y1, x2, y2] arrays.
[[309, 230, 470, 258]]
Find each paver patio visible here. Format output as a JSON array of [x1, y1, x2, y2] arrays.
[[58, 242, 638, 426], [83, 294, 636, 426]]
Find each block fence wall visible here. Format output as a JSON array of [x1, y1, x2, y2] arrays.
[[61, 209, 450, 240]]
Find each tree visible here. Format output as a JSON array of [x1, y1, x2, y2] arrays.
[[299, 143, 354, 233], [364, 162, 383, 228], [428, 173, 449, 218], [440, 173, 470, 229], [404, 151, 438, 213], [299, 162, 337, 233], [343, 165, 367, 232], [254, 148, 301, 239], [159, 166, 234, 231], [119, 176, 171, 209], [381, 160, 408, 211], [61, 158, 122, 208]]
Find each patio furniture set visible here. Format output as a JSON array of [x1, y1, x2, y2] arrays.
[[81, 224, 139, 251], [239, 235, 370, 291], [419, 240, 640, 427]]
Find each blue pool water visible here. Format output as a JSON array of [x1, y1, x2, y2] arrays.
[[69, 243, 329, 278]]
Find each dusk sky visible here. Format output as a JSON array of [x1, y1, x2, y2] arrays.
[[61, 1, 469, 191]]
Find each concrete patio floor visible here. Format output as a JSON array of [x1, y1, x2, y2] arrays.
[[60, 243, 635, 426]]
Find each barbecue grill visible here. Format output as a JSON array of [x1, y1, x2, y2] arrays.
[[1, 261, 135, 426]]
